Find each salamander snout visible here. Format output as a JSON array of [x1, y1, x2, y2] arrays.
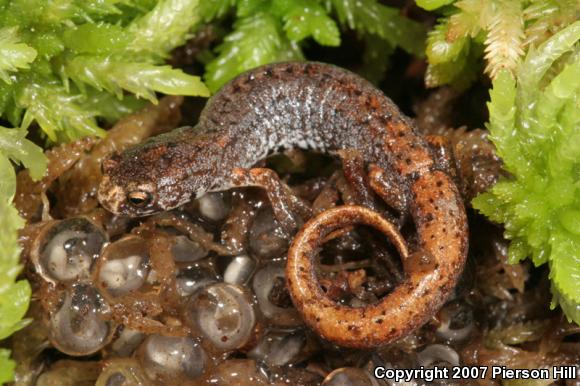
[[97, 174, 158, 217], [97, 153, 162, 217]]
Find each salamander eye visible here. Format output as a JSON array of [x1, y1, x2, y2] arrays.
[[127, 191, 152, 207]]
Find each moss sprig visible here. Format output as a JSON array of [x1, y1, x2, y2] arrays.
[[417, 0, 579, 87], [200, 0, 426, 91], [473, 22, 580, 324]]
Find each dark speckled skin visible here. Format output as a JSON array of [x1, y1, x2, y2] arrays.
[[98, 62, 435, 216], [98, 62, 468, 348]]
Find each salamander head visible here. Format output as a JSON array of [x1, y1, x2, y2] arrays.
[[97, 130, 221, 217]]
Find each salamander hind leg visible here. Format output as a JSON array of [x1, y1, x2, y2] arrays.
[[368, 164, 408, 218], [335, 149, 378, 210]]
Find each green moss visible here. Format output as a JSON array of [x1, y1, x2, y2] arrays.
[[416, 0, 579, 88], [0, 199, 31, 385], [201, 0, 425, 91], [0, 0, 209, 142], [473, 22, 580, 324]]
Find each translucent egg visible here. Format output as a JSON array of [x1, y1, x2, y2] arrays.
[[176, 266, 217, 297], [416, 344, 460, 367], [249, 206, 289, 258], [33, 218, 107, 283], [435, 301, 474, 343], [49, 284, 112, 356], [198, 192, 230, 221], [140, 335, 207, 382], [203, 360, 269, 385], [111, 328, 145, 357], [217, 254, 257, 285], [96, 235, 150, 298], [248, 330, 306, 366], [95, 359, 148, 386], [187, 283, 256, 351], [171, 235, 208, 262], [252, 263, 301, 327]]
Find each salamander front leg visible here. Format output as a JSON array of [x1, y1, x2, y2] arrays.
[[230, 167, 312, 234]]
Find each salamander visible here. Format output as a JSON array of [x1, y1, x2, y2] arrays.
[[97, 61, 468, 348]]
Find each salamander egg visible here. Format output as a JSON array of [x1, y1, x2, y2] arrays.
[[32, 218, 107, 283], [48, 284, 113, 356], [171, 234, 208, 262], [416, 344, 460, 367], [176, 265, 217, 297], [198, 192, 231, 221], [203, 359, 270, 385], [139, 335, 207, 382], [111, 328, 145, 357], [186, 283, 256, 351], [217, 254, 257, 285], [249, 206, 289, 258], [435, 300, 474, 343], [253, 262, 301, 328], [248, 330, 306, 367], [95, 235, 150, 298], [95, 359, 148, 386]]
